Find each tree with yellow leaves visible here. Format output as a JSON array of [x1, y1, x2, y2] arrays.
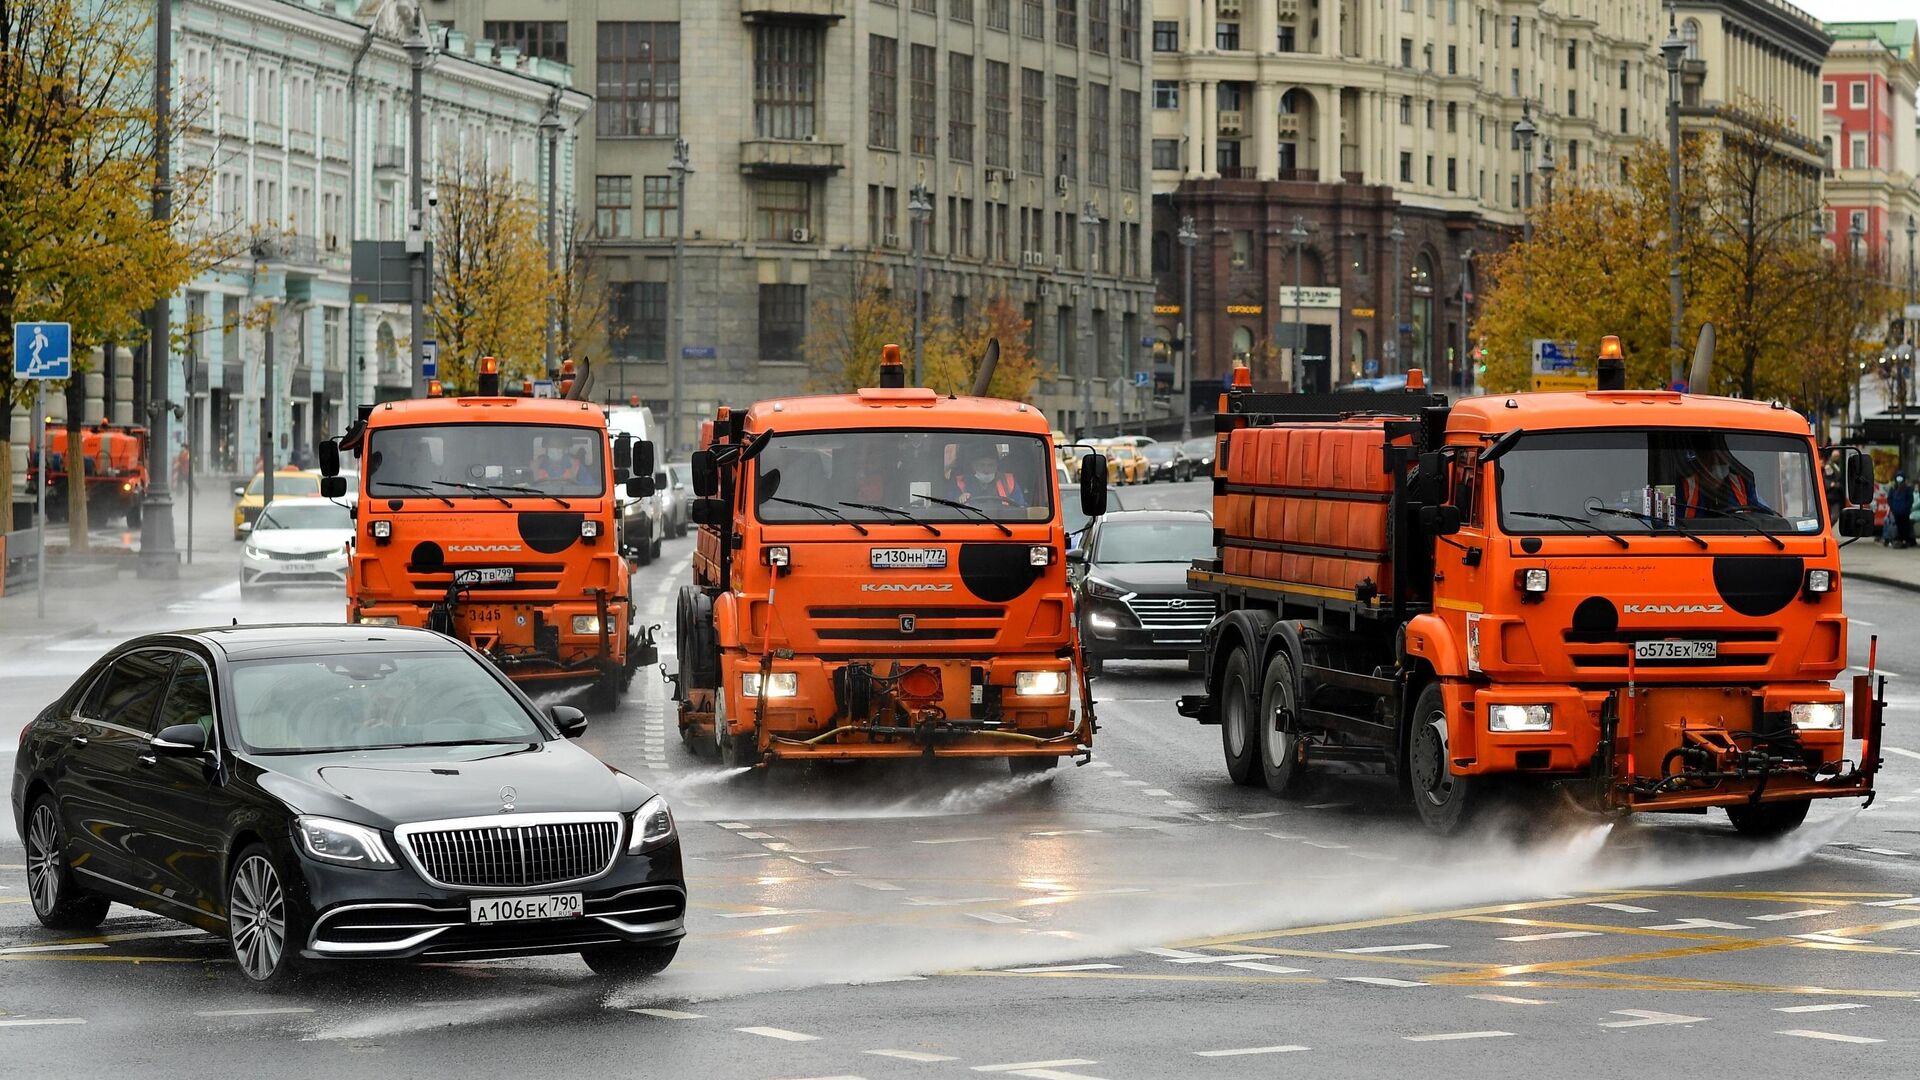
[[804, 265, 1043, 400], [429, 156, 551, 393]]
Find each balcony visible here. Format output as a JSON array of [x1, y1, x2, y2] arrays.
[[281, 235, 321, 267], [322, 137, 348, 161], [740, 137, 845, 175], [287, 129, 315, 156], [254, 122, 282, 148], [741, 0, 846, 21], [373, 142, 407, 173], [1217, 110, 1244, 136]]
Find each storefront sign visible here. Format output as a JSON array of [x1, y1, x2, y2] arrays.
[[1226, 304, 1264, 316], [1277, 286, 1342, 309]]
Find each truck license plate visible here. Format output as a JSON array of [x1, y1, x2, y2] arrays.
[[469, 892, 582, 924], [872, 547, 947, 569], [454, 567, 515, 585], [1634, 640, 1716, 661]]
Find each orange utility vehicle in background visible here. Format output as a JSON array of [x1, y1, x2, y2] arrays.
[[28, 423, 149, 527], [672, 345, 1106, 773], [1176, 345, 1885, 835], [318, 358, 657, 710]]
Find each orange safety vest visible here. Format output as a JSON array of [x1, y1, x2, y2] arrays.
[[953, 472, 1018, 501], [1679, 472, 1755, 514]]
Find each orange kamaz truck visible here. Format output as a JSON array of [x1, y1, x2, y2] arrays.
[[27, 423, 149, 528], [318, 359, 657, 710], [1177, 345, 1886, 835], [672, 345, 1105, 772]]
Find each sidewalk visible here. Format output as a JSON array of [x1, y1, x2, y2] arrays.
[[1842, 539, 1920, 593]]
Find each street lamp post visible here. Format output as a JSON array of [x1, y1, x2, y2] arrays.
[[1079, 200, 1100, 432], [1538, 138, 1557, 207], [1662, 13, 1689, 391], [1852, 221, 1867, 430], [540, 93, 561, 379], [667, 138, 692, 453], [1516, 100, 1536, 246], [1388, 219, 1406, 376], [1289, 216, 1309, 390], [1905, 214, 1916, 435], [405, 22, 429, 393], [137, 0, 179, 578], [1177, 216, 1199, 441], [908, 183, 933, 387], [1458, 248, 1474, 392]]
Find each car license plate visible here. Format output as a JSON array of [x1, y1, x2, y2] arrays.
[[454, 567, 515, 585], [1634, 640, 1717, 661], [280, 562, 315, 573], [872, 547, 947, 569], [468, 892, 583, 924]]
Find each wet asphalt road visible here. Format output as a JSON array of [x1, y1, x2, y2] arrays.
[[1, 479, 1917, 1079]]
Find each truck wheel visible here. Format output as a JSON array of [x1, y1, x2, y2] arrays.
[[1726, 799, 1811, 838], [714, 693, 761, 768], [1218, 647, 1263, 787], [1258, 652, 1307, 797], [124, 501, 142, 528], [590, 669, 623, 713], [1408, 682, 1486, 835]]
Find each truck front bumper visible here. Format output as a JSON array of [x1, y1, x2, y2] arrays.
[[352, 598, 646, 683]]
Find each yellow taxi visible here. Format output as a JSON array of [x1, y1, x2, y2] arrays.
[[233, 467, 321, 539], [1103, 442, 1150, 485]]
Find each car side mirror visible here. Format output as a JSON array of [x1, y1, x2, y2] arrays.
[[1838, 506, 1877, 538], [549, 705, 589, 739], [691, 449, 719, 497], [317, 439, 340, 477], [233, 485, 246, 498], [689, 497, 728, 528], [1080, 454, 1109, 518], [238, 521, 253, 535], [1065, 549, 1088, 564], [1419, 504, 1465, 536], [320, 475, 347, 499], [151, 723, 208, 757], [626, 475, 655, 498]]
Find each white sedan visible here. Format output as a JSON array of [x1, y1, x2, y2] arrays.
[[240, 499, 353, 596]]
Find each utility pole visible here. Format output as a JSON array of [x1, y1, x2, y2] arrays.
[[1538, 137, 1557, 207], [909, 183, 933, 386], [1079, 200, 1099, 433], [1289, 216, 1309, 390], [136, 0, 179, 579], [262, 300, 276, 507], [1516, 99, 1536, 247], [1852, 222, 1866, 431], [1662, 12, 1689, 390], [541, 92, 561, 378], [405, 20, 429, 394], [1177, 216, 1198, 441], [668, 139, 692, 453], [1388, 219, 1406, 376], [1905, 213, 1915, 440]]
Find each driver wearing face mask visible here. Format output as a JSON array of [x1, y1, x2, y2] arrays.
[[1679, 440, 1756, 517], [533, 440, 580, 483], [950, 444, 1026, 507]]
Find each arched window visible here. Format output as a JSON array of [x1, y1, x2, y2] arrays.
[[1682, 19, 1700, 62], [376, 321, 398, 376]]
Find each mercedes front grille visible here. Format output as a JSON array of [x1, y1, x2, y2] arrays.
[[394, 812, 623, 890]]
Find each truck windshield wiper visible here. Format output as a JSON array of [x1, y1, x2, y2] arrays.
[[489, 482, 571, 508], [375, 481, 453, 507], [1587, 506, 1708, 549], [1675, 503, 1787, 549], [763, 495, 870, 535], [913, 493, 1015, 536], [840, 501, 942, 536], [431, 479, 512, 507], [1507, 510, 1630, 548]]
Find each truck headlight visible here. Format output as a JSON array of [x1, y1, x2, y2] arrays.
[[572, 615, 602, 634], [1488, 704, 1553, 732], [1805, 569, 1832, 593], [358, 615, 399, 626], [1030, 545, 1054, 566], [581, 519, 600, 539], [1790, 703, 1842, 730], [1517, 568, 1549, 594], [627, 795, 676, 853], [1015, 670, 1068, 696], [742, 671, 798, 698], [370, 520, 392, 540], [765, 545, 790, 567], [296, 816, 396, 867]]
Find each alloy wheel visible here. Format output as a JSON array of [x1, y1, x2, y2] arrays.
[[229, 855, 288, 981], [26, 804, 62, 916]]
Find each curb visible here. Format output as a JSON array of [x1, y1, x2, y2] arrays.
[[1844, 568, 1920, 595]]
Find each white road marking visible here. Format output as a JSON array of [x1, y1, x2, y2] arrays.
[[1470, 994, 1558, 1005], [1161, 953, 1278, 964], [1749, 909, 1836, 922], [905, 896, 1010, 907], [866, 1049, 959, 1062], [1854, 847, 1911, 856], [968, 912, 1026, 925], [1338, 943, 1448, 953], [1003, 963, 1120, 973], [714, 822, 752, 830], [1342, 977, 1428, 987], [1163, 801, 1200, 811], [973, 1061, 1099, 1073], [1404, 1031, 1513, 1042], [735, 1026, 820, 1042], [854, 881, 905, 892], [738, 831, 774, 839], [1194, 1045, 1310, 1057], [1227, 961, 1310, 974], [1642, 918, 1751, 931], [1006, 1071, 1109, 1080], [913, 837, 992, 845], [1851, 618, 1876, 627], [1139, 947, 1205, 959], [1301, 841, 1349, 850], [1776, 1004, 1870, 1014], [1862, 896, 1920, 907], [1777, 1030, 1883, 1044], [629, 1008, 705, 1019], [1599, 1010, 1710, 1028], [715, 908, 824, 919], [0, 1017, 86, 1027], [1028, 830, 1103, 837], [1236, 811, 1283, 820], [1884, 746, 1920, 761], [1140, 789, 1173, 797], [1589, 903, 1657, 914], [1794, 933, 1873, 945], [1304, 802, 1349, 810], [1499, 931, 1603, 942]]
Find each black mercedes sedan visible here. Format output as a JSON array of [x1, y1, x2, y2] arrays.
[[10, 625, 685, 987], [1069, 510, 1217, 676]]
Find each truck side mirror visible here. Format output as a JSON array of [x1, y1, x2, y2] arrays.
[[1419, 504, 1465, 536], [1838, 506, 1877, 538], [636, 440, 657, 478], [689, 497, 727, 528], [626, 476, 655, 499], [1846, 452, 1875, 507], [317, 439, 340, 477], [1079, 453, 1109, 518], [691, 449, 719, 497], [654, 470, 669, 492], [613, 433, 633, 478], [320, 475, 347, 499]]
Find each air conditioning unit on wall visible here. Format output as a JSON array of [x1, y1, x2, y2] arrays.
[[790, 227, 811, 243]]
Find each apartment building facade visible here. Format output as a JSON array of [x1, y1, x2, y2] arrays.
[[1818, 20, 1920, 277], [425, 0, 1157, 445]]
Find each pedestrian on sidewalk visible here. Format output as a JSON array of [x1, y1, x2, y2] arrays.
[[1890, 474, 1915, 549]]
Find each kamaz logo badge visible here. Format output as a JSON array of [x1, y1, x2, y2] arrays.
[[1623, 603, 1725, 614], [900, 615, 917, 634], [448, 544, 520, 553], [861, 583, 955, 592]]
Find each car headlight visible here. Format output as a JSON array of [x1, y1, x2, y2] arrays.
[[1015, 670, 1068, 696], [628, 795, 676, 853], [358, 615, 399, 626], [572, 615, 602, 634], [1790, 703, 1842, 730], [1488, 704, 1553, 732], [742, 671, 798, 698], [1087, 613, 1118, 630], [243, 546, 271, 561], [1082, 575, 1134, 601], [295, 816, 396, 867]]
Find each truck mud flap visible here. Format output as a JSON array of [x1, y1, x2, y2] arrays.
[[1176, 694, 1215, 724]]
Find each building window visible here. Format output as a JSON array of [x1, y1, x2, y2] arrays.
[[910, 44, 936, 155], [754, 25, 819, 140], [1055, 75, 1078, 179], [759, 285, 807, 363], [1399, 95, 1411, 125], [1278, 25, 1295, 51], [1230, 230, 1251, 269], [594, 175, 632, 238], [1152, 19, 1177, 51], [1400, 38, 1412, 67], [1822, 82, 1835, 106], [1620, 106, 1628, 134], [1089, 0, 1109, 54], [1566, 39, 1576, 70], [596, 22, 679, 137], [869, 36, 898, 149], [1055, 0, 1077, 46], [1446, 157, 1455, 191], [1151, 138, 1180, 170], [1447, 45, 1456, 74], [1851, 81, 1867, 107], [1088, 82, 1110, 185], [1022, 0, 1045, 39], [1118, 0, 1140, 59], [1509, 16, 1520, 47], [1216, 138, 1240, 172], [950, 52, 975, 162], [1567, 139, 1578, 170], [755, 180, 812, 242], [988, 0, 1010, 31], [1425, 155, 1433, 186], [1120, 88, 1140, 191], [1400, 151, 1412, 183], [611, 282, 667, 360], [1568, 89, 1576, 116], [483, 21, 567, 62], [986, 60, 1011, 168], [913, 0, 936, 12], [642, 176, 677, 238], [951, 0, 973, 21], [1446, 102, 1457, 133], [1620, 60, 1629, 91], [1682, 18, 1699, 60], [1425, 99, 1434, 129], [1153, 80, 1179, 109], [1215, 21, 1238, 50], [1851, 134, 1868, 168], [1021, 67, 1046, 175]]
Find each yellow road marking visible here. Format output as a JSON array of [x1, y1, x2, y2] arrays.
[[0, 898, 29, 906], [1458, 916, 1743, 942], [1173, 892, 1665, 947], [0, 955, 211, 964], [949, 969, 1323, 985], [1216, 945, 1492, 971]]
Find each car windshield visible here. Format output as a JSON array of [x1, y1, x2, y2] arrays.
[[1497, 429, 1824, 535], [755, 430, 1055, 524], [257, 503, 352, 531], [229, 651, 546, 753], [246, 473, 319, 497], [1093, 519, 1214, 562], [1141, 445, 1179, 463], [365, 423, 605, 498]]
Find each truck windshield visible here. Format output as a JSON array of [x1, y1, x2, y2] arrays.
[[1496, 429, 1823, 536], [755, 430, 1054, 524], [364, 424, 605, 499]]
